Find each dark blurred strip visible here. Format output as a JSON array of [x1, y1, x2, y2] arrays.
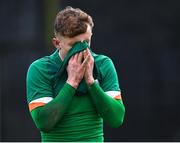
[[0, 55, 2, 141], [44, 0, 60, 51]]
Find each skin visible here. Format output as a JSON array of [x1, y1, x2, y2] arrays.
[[52, 24, 95, 89]]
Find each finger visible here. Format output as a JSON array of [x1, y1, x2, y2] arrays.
[[87, 49, 94, 62], [74, 53, 78, 61], [83, 49, 88, 59], [77, 52, 83, 63], [82, 54, 90, 67], [69, 55, 74, 63], [69, 55, 75, 61], [86, 48, 92, 57]]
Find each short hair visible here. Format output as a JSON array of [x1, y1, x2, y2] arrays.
[[54, 6, 94, 38]]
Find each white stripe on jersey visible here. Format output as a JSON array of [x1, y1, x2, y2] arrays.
[[105, 91, 121, 98], [29, 97, 53, 104]]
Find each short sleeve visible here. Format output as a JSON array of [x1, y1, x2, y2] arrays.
[[26, 61, 53, 111], [100, 58, 122, 100]]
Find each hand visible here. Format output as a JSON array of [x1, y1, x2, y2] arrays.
[[66, 51, 90, 89], [83, 49, 95, 86]]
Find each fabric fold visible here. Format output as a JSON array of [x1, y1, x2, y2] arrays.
[[54, 41, 101, 94]]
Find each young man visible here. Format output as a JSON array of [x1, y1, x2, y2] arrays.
[[26, 6, 125, 142]]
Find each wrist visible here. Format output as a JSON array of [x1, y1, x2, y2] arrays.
[[86, 77, 95, 86], [66, 79, 79, 89]]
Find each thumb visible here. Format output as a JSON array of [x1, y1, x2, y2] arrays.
[[82, 54, 90, 67]]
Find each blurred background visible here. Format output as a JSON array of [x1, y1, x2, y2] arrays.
[[0, 0, 180, 141]]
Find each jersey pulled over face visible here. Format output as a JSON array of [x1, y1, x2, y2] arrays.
[[58, 24, 92, 54]]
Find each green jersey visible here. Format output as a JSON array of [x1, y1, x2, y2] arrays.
[[26, 49, 123, 142]]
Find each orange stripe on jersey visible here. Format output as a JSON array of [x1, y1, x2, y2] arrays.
[[29, 102, 45, 112], [105, 91, 122, 100], [114, 94, 122, 100]]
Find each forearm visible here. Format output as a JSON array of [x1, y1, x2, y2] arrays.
[[88, 82, 125, 128], [31, 83, 75, 132]]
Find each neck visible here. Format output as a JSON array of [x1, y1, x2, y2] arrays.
[[58, 49, 68, 61]]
